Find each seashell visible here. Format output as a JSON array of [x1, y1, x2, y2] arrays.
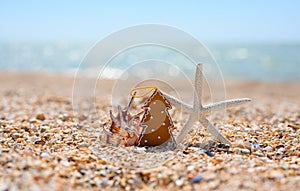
[[103, 93, 142, 146]]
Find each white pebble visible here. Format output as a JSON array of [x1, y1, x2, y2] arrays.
[[241, 149, 250, 154], [78, 142, 88, 148], [187, 165, 195, 171], [263, 146, 273, 152], [41, 152, 50, 159], [293, 138, 298, 143], [61, 158, 70, 166], [135, 147, 146, 153], [175, 179, 184, 186], [54, 134, 62, 140], [12, 133, 21, 140]]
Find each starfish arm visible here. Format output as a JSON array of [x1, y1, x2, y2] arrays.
[[193, 64, 203, 110], [202, 98, 251, 115], [160, 91, 194, 113], [161, 91, 251, 115], [176, 115, 196, 144], [199, 117, 232, 146]]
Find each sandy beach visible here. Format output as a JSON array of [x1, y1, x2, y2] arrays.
[[0, 72, 299, 191]]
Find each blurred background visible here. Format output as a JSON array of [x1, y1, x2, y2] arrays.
[[1, 0, 299, 81]]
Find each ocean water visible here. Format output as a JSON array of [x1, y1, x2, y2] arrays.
[[209, 43, 300, 81], [0, 41, 299, 81]]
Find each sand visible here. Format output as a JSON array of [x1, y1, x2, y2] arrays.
[[0, 72, 299, 191]]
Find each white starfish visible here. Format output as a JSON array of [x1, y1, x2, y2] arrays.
[[161, 64, 251, 146]]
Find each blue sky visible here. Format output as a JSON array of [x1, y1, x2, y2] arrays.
[[1, 1, 300, 43]]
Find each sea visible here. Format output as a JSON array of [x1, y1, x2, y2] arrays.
[[0, 41, 299, 82]]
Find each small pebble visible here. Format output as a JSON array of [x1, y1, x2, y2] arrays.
[[190, 175, 203, 183], [204, 150, 214, 157], [134, 147, 146, 153], [263, 146, 274, 152], [234, 148, 250, 154], [78, 142, 89, 148], [60, 158, 70, 167], [54, 134, 62, 140], [253, 151, 264, 157], [40, 126, 49, 133], [276, 145, 285, 149], [175, 179, 184, 186], [36, 113, 46, 121], [41, 152, 50, 159], [187, 165, 194, 171], [34, 140, 45, 145], [12, 133, 21, 140], [241, 149, 250, 154], [251, 143, 260, 149], [275, 152, 283, 159]]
